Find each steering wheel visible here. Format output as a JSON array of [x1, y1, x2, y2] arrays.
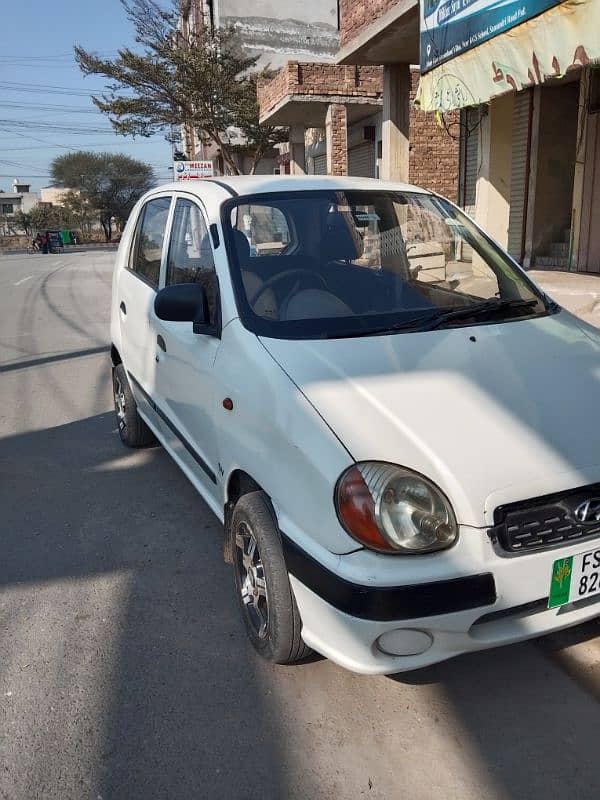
[[249, 268, 327, 308]]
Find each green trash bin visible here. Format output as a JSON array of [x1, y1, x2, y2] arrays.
[[60, 230, 70, 245]]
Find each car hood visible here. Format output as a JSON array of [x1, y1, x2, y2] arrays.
[[261, 312, 600, 527]]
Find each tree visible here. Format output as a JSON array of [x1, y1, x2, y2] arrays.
[[74, 0, 286, 175], [29, 204, 72, 233], [61, 191, 97, 234], [50, 151, 155, 241], [12, 210, 32, 236]]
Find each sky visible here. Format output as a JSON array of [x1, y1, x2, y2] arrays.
[[0, 0, 174, 192]]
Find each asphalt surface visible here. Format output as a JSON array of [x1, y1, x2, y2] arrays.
[[0, 251, 599, 800]]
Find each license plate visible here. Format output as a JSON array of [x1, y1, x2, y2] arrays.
[[548, 548, 600, 608]]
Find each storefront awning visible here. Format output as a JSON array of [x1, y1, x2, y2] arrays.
[[416, 0, 600, 112]]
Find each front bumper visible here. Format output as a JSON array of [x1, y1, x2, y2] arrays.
[[283, 528, 600, 674]]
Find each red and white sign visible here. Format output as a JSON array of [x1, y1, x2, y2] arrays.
[[174, 160, 214, 180]]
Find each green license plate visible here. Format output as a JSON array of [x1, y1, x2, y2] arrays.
[[549, 548, 600, 608]]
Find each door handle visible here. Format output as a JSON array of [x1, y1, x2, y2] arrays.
[[120, 301, 127, 315], [157, 334, 167, 353]]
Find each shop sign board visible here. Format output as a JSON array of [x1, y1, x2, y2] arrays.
[[174, 160, 214, 180], [420, 0, 563, 73]]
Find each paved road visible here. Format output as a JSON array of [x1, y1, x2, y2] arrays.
[[0, 251, 599, 800]]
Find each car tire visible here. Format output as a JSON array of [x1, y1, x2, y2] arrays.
[[232, 491, 313, 665], [112, 364, 156, 448]]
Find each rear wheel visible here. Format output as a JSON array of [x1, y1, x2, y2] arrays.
[[232, 491, 312, 665], [112, 363, 156, 448]]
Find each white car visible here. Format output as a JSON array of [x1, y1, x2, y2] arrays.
[[110, 175, 600, 674]]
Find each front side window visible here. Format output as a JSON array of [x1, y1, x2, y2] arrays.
[[166, 198, 218, 325], [130, 196, 171, 288], [222, 190, 551, 340]]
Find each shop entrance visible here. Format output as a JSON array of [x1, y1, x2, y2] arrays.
[[527, 81, 579, 269]]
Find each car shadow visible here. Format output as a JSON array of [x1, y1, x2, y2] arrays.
[[0, 412, 310, 799]]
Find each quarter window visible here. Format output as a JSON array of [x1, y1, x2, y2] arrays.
[[130, 197, 171, 288], [166, 198, 218, 324]]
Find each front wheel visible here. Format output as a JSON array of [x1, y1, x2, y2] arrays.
[[232, 491, 312, 665]]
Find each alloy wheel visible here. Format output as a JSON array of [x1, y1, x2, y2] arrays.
[[114, 375, 127, 434], [235, 521, 269, 639]]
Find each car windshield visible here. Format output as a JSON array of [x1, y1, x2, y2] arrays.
[[222, 190, 552, 340]]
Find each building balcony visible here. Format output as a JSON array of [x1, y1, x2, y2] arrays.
[[257, 62, 383, 127], [336, 0, 419, 65]]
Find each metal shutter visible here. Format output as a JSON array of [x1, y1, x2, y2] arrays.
[[313, 154, 327, 175], [459, 107, 479, 214], [507, 90, 532, 261], [348, 142, 375, 178]]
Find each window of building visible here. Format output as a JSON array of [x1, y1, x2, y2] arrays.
[[2, 203, 14, 214], [130, 196, 171, 288], [166, 198, 218, 324]]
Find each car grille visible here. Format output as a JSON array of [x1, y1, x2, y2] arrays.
[[490, 483, 600, 555]]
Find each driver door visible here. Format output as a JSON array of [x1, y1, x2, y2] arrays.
[[152, 196, 221, 498]]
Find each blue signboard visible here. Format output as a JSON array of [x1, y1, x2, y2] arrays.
[[420, 0, 563, 73]]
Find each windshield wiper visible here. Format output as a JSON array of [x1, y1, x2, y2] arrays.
[[322, 311, 444, 338], [355, 299, 541, 336], [318, 298, 544, 339], [422, 298, 542, 330], [363, 312, 444, 336]]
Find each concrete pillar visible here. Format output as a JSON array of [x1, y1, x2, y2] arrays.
[[381, 64, 410, 182], [325, 104, 348, 176], [289, 124, 306, 175]]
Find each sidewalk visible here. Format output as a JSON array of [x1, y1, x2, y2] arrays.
[[529, 269, 600, 328]]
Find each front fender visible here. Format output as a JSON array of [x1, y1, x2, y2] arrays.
[[215, 321, 360, 557]]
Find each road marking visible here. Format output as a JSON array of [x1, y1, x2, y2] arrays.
[[14, 275, 33, 286]]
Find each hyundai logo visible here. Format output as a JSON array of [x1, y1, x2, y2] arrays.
[[574, 498, 600, 524]]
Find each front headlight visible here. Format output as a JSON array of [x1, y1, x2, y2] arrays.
[[335, 462, 458, 554]]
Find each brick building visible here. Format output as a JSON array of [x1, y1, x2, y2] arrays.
[[257, 2, 459, 200], [332, 0, 600, 274], [257, 63, 383, 178], [257, 65, 459, 199], [179, 0, 339, 174]]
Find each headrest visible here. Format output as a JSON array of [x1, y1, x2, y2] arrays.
[[322, 212, 362, 262], [233, 229, 250, 265]]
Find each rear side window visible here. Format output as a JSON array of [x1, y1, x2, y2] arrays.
[[129, 197, 172, 287]]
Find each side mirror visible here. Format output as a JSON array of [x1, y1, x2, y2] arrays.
[[154, 283, 209, 334]]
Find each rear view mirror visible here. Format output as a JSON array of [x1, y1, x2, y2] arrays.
[[154, 283, 209, 334]]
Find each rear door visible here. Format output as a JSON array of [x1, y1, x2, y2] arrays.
[[117, 194, 173, 410]]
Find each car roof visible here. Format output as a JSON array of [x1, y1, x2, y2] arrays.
[[156, 174, 430, 200]]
